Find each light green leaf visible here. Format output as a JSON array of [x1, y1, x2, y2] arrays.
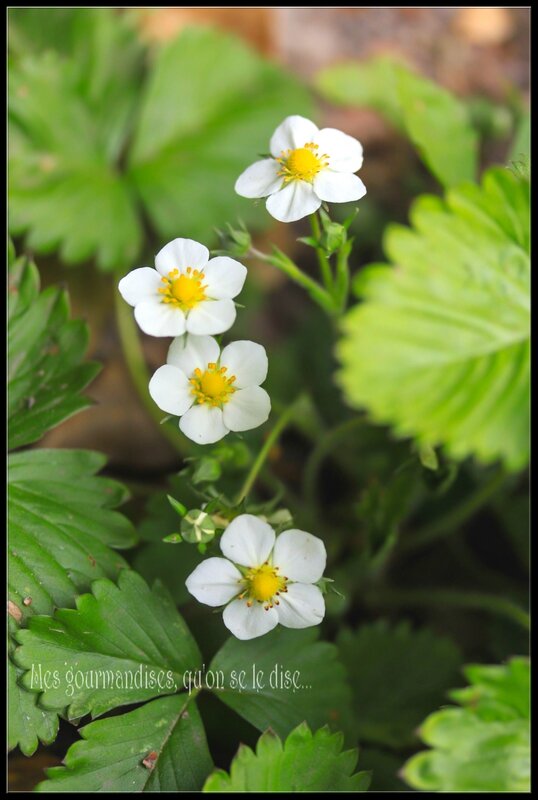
[[8, 10, 142, 271], [36, 694, 213, 792], [8, 251, 100, 450], [128, 26, 313, 243], [14, 570, 201, 720], [210, 627, 355, 741], [8, 626, 59, 756], [203, 722, 370, 792], [403, 657, 530, 792], [316, 56, 477, 188], [337, 620, 462, 749], [337, 167, 530, 471], [8, 449, 136, 623]]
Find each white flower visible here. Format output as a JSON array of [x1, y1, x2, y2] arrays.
[[118, 238, 247, 337], [235, 115, 367, 223], [149, 335, 270, 445], [185, 514, 327, 640]]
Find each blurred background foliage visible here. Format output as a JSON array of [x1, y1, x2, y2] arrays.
[[8, 7, 529, 793]]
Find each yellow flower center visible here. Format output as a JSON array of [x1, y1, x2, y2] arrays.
[[277, 142, 329, 183], [190, 362, 236, 407], [158, 267, 207, 310], [239, 563, 288, 610]]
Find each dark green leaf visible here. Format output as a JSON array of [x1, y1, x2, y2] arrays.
[[203, 723, 370, 792], [403, 657, 530, 792], [14, 570, 202, 719], [8, 252, 100, 449], [8, 449, 136, 623], [337, 620, 462, 748], [210, 627, 355, 741], [36, 693, 213, 792]]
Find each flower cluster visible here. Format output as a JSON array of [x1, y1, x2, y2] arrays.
[[119, 237, 269, 444]]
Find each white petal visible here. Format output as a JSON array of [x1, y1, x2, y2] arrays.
[[314, 128, 364, 172], [276, 583, 325, 629], [134, 298, 186, 337], [202, 257, 247, 300], [266, 182, 321, 223], [223, 598, 279, 640], [235, 159, 283, 198], [220, 514, 275, 568], [270, 115, 320, 157], [167, 334, 220, 376], [148, 365, 193, 416], [118, 268, 161, 307], [185, 557, 242, 607], [220, 341, 268, 388], [186, 299, 236, 335], [313, 171, 367, 203], [179, 403, 228, 445], [155, 238, 209, 277], [223, 387, 270, 433], [272, 529, 327, 583]]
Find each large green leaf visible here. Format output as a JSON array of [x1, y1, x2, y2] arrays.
[[203, 723, 370, 792], [316, 56, 477, 188], [210, 627, 355, 741], [403, 657, 530, 792], [8, 251, 100, 450], [8, 624, 59, 756], [337, 621, 462, 749], [128, 26, 313, 243], [8, 10, 143, 270], [14, 570, 202, 719], [9, 13, 312, 271], [8, 449, 136, 623], [36, 694, 213, 792], [337, 167, 530, 471]]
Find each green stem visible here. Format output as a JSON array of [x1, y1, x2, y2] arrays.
[[114, 288, 186, 456], [400, 468, 506, 554], [303, 415, 364, 507], [310, 212, 333, 290], [248, 247, 335, 315], [235, 397, 302, 505], [334, 239, 352, 312], [366, 586, 530, 630]]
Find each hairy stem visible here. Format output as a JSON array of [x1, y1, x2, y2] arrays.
[[310, 212, 334, 290]]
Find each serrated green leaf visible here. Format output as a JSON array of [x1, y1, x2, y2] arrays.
[[8, 449, 136, 623], [14, 570, 202, 720], [8, 252, 100, 449], [337, 167, 530, 471], [403, 657, 530, 792], [203, 722, 369, 792], [210, 627, 355, 741], [337, 620, 462, 749], [8, 626, 59, 756], [128, 26, 313, 243], [316, 56, 477, 188], [132, 541, 202, 605], [35, 693, 212, 792]]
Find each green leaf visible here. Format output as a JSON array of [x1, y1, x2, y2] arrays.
[[203, 722, 370, 792], [8, 626, 59, 756], [337, 620, 462, 749], [509, 112, 530, 163], [316, 56, 477, 188], [337, 167, 530, 471], [132, 541, 202, 605], [8, 252, 100, 450], [14, 570, 201, 720], [8, 449, 136, 623], [210, 627, 355, 741], [36, 693, 213, 792], [403, 657, 530, 792], [8, 10, 143, 271], [128, 26, 313, 243]]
